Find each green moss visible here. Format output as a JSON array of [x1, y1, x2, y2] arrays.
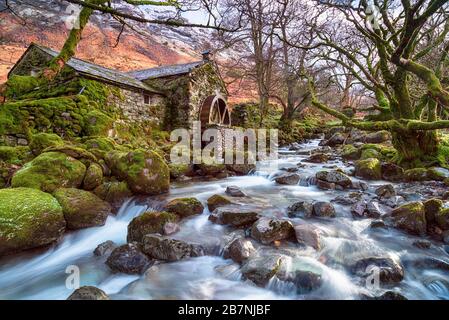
[[354, 158, 382, 180], [0, 187, 65, 256], [0, 146, 31, 165], [404, 168, 429, 182], [341, 144, 361, 160], [83, 163, 103, 191], [84, 137, 116, 152], [42, 145, 97, 163], [83, 110, 114, 136], [435, 208, 449, 230], [423, 198, 443, 224], [207, 194, 232, 212], [29, 133, 63, 155], [93, 181, 132, 205], [360, 148, 381, 160], [127, 211, 179, 242], [4, 75, 42, 99], [11, 151, 86, 192], [169, 163, 190, 179], [164, 197, 204, 218]]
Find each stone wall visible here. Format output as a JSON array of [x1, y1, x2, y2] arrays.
[[106, 85, 166, 127], [189, 63, 227, 125]]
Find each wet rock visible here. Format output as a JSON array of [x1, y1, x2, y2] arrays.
[[366, 201, 383, 218], [326, 132, 346, 147], [361, 291, 407, 300], [375, 184, 396, 199], [209, 206, 259, 227], [350, 257, 404, 284], [251, 218, 295, 244], [332, 192, 363, 205], [277, 258, 323, 293], [364, 131, 391, 143], [427, 167, 449, 181], [93, 240, 117, 257], [404, 168, 429, 182], [413, 240, 432, 249], [294, 224, 321, 250], [106, 243, 151, 274], [241, 255, 284, 286], [351, 201, 367, 218], [313, 201, 336, 218], [83, 163, 103, 191], [280, 166, 299, 173], [274, 173, 300, 185], [370, 220, 387, 229], [225, 186, 247, 197], [388, 202, 427, 236], [287, 201, 314, 218], [351, 181, 369, 191], [142, 234, 205, 262], [435, 208, 449, 231], [67, 286, 110, 300], [325, 126, 345, 139], [316, 170, 352, 188], [289, 143, 302, 151], [164, 197, 204, 218], [444, 245, 449, 254], [93, 181, 132, 213], [354, 158, 381, 180], [423, 198, 443, 224], [381, 163, 404, 182], [303, 153, 329, 163], [316, 179, 336, 190], [223, 238, 256, 263], [341, 145, 361, 160], [207, 194, 232, 212], [403, 257, 449, 271], [163, 222, 180, 235], [127, 211, 179, 243], [53, 188, 111, 230]]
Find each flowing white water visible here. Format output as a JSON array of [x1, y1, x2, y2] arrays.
[[0, 139, 448, 300]]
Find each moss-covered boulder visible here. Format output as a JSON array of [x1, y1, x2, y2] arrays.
[[169, 163, 193, 179], [93, 181, 133, 211], [83, 163, 103, 191], [360, 148, 381, 160], [11, 152, 87, 193], [164, 197, 204, 218], [127, 211, 179, 243], [354, 158, 381, 180], [106, 150, 170, 195], [84, 137, 117, 152], [435, 208, 449, 231], [427, 167, 449, 181], [29, 133, 63, 156], [341, 145, 361, 160], [404, 168, 429, 182], [83, 110, 114, 136], [207, 194, 233, 212], [42, 145, 97, 164], [0, 187, 66, 256], [389, 202, 427, 235], [53, 188, 111, 230], [423, 198, 443, 224]]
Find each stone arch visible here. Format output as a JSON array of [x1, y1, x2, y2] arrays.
[[199, 95, 231, 127]]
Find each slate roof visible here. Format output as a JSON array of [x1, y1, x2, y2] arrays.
[[128, 61, 204, 80], [13, 44, 160, 93]]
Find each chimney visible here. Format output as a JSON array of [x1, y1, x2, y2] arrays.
[[202, 50, 211, 62]]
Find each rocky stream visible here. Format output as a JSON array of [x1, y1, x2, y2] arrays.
[[1, 138, 449, 300]]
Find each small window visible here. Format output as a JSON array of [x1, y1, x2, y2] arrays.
[[144, 94, 150, 105]]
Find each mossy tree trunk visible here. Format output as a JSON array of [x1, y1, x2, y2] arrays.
[[42, 0, 108, 80]]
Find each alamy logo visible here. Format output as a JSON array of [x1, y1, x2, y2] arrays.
[[65, 265, 80, 290], [63, 4, 82, 30]]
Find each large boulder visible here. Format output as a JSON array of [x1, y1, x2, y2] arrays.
[[67, 286, 110, 300], [251, 218, 295, 244], [0, 188, 66, 256], [364, 131, 390, 143], [11, 152, 86, 193], [93, 181, 132, 211], [241, 255, 285, 286], [350, 257, 404, 284], [312, 201, 336, 218], [326, 132, 346, 147], [127, 211, 179, 243], [209, 205, 260, 227], [223, 237, 256, 263], [316, 170, 352, 188], [341, 145, 361, 160], [83, 163, 103, 191], [381, 163, 404, 182], [29, 133, 63, 156], [404, 168, 428, 182], [106, 242, 151, 274], [106, 150, 169, 195], [206, 194, 233, 212], [389, 202, 427, 235], [53, 188, 111, 230], [294, 224, 321, 250], [354, 158, 382, 180], [142, 234, 205, 261], [164, 197, 204, 218], [423, 198, 443, 224], [274, 173, 300, 185], [287, 201, 314, 218]]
